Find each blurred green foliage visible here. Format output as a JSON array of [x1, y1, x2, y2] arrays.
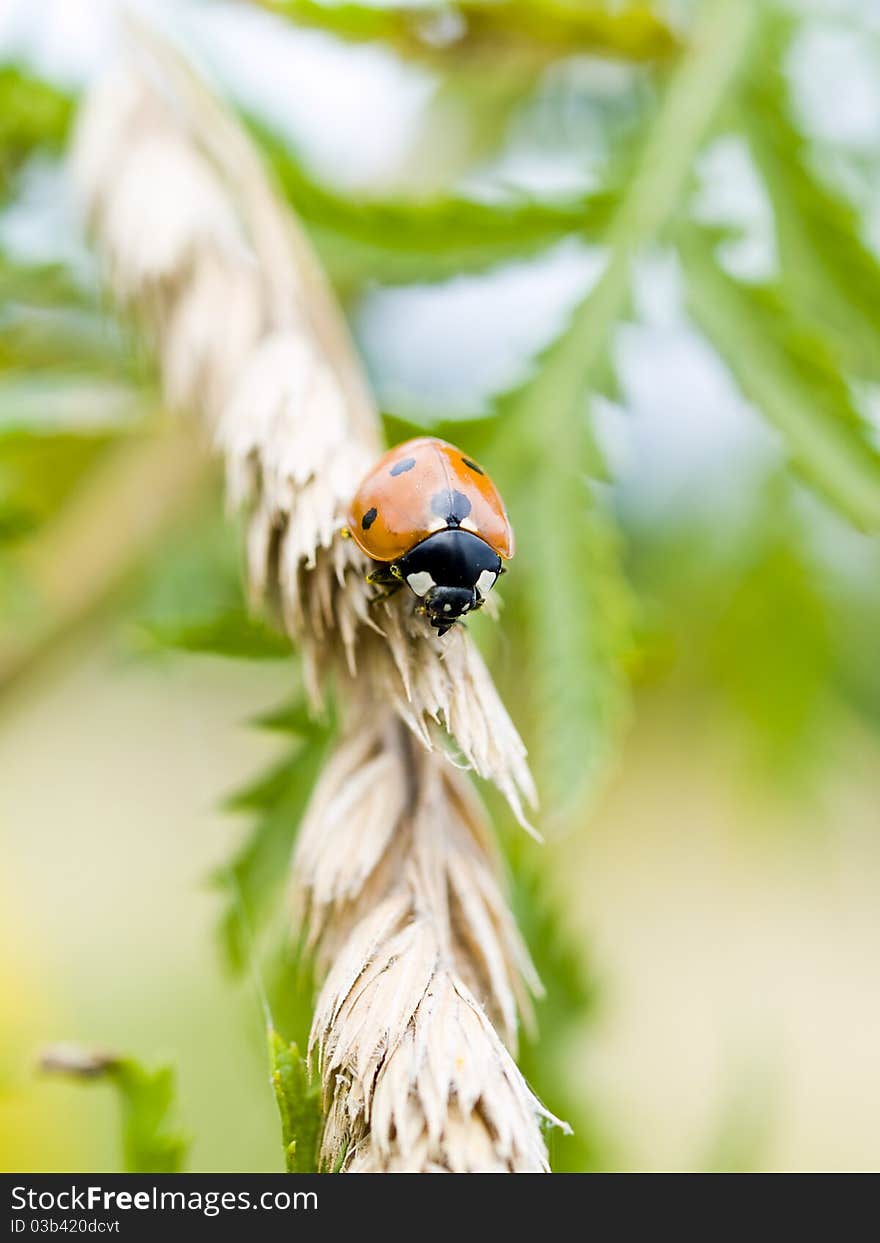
[[0, 69, 153, 570], [510, 858, 605, 1172], [216, 716, 331, 972], [256, 0, 680, 65], [0, 67, 72, 193], [43, 1053, 189, 1174], [3, 0, 880, 1174], [110, 1059, 189, 1174], [260, 120, 618, 289]]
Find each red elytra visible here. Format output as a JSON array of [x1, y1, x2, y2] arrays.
[[347, 436, 514, 564]]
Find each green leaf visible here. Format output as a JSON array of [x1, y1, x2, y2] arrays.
[[0, 303, 142, 377], [251, 696, 327, 736], [741, 15, 880, 385], [0, 68, 73, 196], [41, 1048, 188, 1173], [255, 0, 680, 65], [260, 123, 616, 287], [707, 483, 834, 778], [0, 257, 94, 317], [0, 502, 35, 544], [500, 450, 633, 816], [142, 610, 292, 660], [268, 1028, 322, 1173], [111, 1059, 189, 1174], [0, 257, 151, 549], [224, 754, 306, 814], [509, 857, 606, 1172], [488, 0, 759, 810], [136, 506, 293, 661], [217, 727, 331, 970], [680, 231, 880, 532], [0, 429, 114, 537], [263, 946, 319, 1055], [0, 374, 150, 434]]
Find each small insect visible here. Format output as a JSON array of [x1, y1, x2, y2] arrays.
[[346, 436, 514, 635]]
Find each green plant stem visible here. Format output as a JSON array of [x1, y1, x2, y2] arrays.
[[513, 0, 759, 437], [497, 0, 759, 810]]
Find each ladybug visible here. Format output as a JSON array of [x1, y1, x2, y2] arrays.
[[346, 437, 513, 635]]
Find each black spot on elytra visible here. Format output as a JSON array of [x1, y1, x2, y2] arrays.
[[362, 507, 378, 530], [462, 457, 484, 476], [390, 456, 416, 476], [431, 489, 472, 527]]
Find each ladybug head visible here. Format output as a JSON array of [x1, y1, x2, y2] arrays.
[[424, 584, 479, 634], [396, 527, 502, 634]]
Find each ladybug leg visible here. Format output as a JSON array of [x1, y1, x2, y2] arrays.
[[366, 563, 401, 587], [366, 562, 404, 604]]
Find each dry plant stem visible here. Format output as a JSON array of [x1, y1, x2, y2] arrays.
[[298, 698, 558, 1171], [39, 1044, 120, 1079], [73, 28, 561, 1171]]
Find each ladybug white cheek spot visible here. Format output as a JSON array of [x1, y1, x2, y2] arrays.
[[476, 569, 498, 598], [406, 570, 435, 597]]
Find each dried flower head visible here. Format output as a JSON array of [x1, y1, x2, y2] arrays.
[[72, 23, 562, 1171]]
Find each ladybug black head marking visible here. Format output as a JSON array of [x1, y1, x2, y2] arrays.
[[396, 527, 501, 632]]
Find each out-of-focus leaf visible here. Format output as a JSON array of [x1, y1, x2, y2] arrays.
[[381, 411, 501, 455], [626, 489, 880, 788], [0, 374, 150, 434], [0, 68, 73, 195], [0, 504, 35, 544], [0, 258, 151, 540], [111, 1060, 188, 1175], [499, 443, 633, 817], [0, 258, 93, 313], [741, 15, 880, 385], [708, 495, 833, 777], [255, 0, 680, 64], [0, 429, 114, 538], [0, 303, 141, 376], [263, 946, 318, 1055], [142, 610, 292, 659], [261, 125, 617, 286], [507, 856, 605, 1172], [251, 696, 322, 736], [224, 755, 305, 814], [832, 574, 880, 728], [269, 1028, 322, 1173], [216, 725, 331, 970], [136, 504, 293, 660], [681, 232, 880, 532], [41, 1047, 188, 1173], [487, 0, 758, 811]]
